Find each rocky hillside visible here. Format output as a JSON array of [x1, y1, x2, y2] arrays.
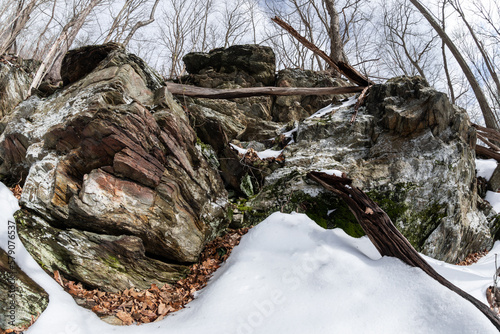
[[0, 43, 498, 330]]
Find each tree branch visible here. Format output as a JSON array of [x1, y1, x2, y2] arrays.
[[165, 82, 365, 99], [271, 16, 373, 86], [307, 171, 500, 331]]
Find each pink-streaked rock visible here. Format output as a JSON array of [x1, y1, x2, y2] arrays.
[[1, 45, 228, 292]]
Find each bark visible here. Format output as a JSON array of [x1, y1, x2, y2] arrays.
[[165, 82, 365, 99], [473, 123, 500, 147], [103, 0, 133, 43], [440, 1, 455, 104], [307, 171, 500, 331], [322, 0, 347, 64], [476, 145, 500, 163], [408, 0, 499, 130]]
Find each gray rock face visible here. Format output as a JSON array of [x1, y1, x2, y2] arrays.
[[0, 46, 228, 292], [0, 247, 49, 330], [183, 44, 276, 87], [0, 57, 38, 120], [248, 76, 498, 263]]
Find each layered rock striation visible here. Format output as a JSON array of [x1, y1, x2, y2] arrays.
[[0, 44, 229, 292]]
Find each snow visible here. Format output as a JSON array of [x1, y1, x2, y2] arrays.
[[477, 158, 500, 212], [307, 97, 357, 119], [318, 169, 343, 177], [1, 182, 499, 333], [485, 191, 500, 212], [229, 143, 283, 160], [476, 158, 497, 180]]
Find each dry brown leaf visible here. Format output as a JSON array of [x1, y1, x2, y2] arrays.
[[115, 310, 134, 325], [53, 270, 64, 287], [58, 227, 251, 325]]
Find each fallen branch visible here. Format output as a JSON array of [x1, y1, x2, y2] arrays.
[[351, 85, 371, 123], [307, 171, 500, 331], [477, 133, 500, 152], [166, 82, 365, 99], [473, 123, 500, 149], [271, 16, 374, 87], [476, 145, 500, 163]]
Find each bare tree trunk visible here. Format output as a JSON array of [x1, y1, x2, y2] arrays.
[[408, 0, 499, 130], [103, 0, 133, 43], [271, 16, 373, 86], [0, 0, 38, 55], [440, 1, 455, 104], [33, 0, 58, 59], [308, 171, 500, 331], [322, 0, 347, 65], [30, 0, 102, 89], [122, 0, 160, 47], [449, 0, 500, 109]]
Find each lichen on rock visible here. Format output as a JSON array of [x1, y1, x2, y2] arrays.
[[0, 247, 48, 330], [245, 76, 497, 263]]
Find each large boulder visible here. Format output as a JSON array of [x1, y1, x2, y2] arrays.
[[182, 44, 276, 88], [0, 247, 49, 330], [246, 76, 498, 263], [0, 45, 228, 292]]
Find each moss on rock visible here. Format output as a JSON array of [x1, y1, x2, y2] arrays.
[[367, 183, 446, 251]]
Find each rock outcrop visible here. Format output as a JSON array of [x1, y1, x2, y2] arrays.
[[0, 44, 228, 292], [182, 44, 276, 88], [245, 76, 498, 263], [0, 248, 49, 330]]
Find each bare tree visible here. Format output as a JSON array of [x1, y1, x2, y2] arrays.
[[190, 0, 216, 51], [439, 0, 454, 103], [122, 0, 160, 46], [322, 0, 347, 65], [448, 0, 500, 114], [30, 0, 103, 89], [220, 0, 252, 48], [0, 0, 41, 55], [263, 0, 367, 71], [408, 0, 499, 130], [32, 0, 58, 59], [103, 0, 137, 43], [244, 0, 262, 44], [381, 0, 439, 83], [157, 0, 206, 78]]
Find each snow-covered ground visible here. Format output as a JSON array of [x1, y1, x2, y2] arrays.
[[1, 160, 500, 333]]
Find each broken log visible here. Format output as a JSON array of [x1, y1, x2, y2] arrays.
[[474, 123, 500, 151], [271, 16, 374, 87], [307, 171, 500, 331], [476, 145, 500, 163], [166, 82, 365, 99]]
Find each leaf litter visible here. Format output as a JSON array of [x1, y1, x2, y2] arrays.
[[52, 227, 250, 325]]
